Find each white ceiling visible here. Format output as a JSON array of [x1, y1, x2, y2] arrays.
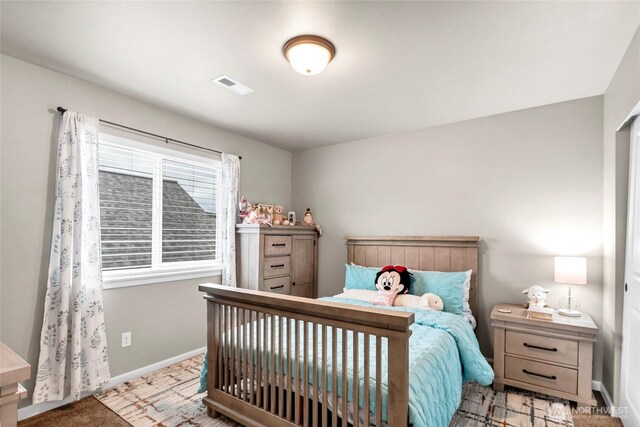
[[1, 2, 638, 151]]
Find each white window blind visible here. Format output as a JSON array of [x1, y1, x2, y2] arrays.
[[97, 136, 220, 285], [162, 158, 218, 263], [99, 144, 154, 271]]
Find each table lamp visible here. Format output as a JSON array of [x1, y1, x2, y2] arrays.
[[554, 256, 587, 317]]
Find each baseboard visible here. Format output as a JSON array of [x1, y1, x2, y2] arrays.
[[17, 346, 206, 421], [592, 380, 614, 411]]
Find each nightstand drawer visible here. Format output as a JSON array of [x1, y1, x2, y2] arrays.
[[264, 236, 292, 256], [505, 355, 577, 395], [263, 256, 291, 278], [506, 330, 578, 366]]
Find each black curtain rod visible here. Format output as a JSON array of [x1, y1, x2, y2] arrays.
[[56, 107, 242, 159]]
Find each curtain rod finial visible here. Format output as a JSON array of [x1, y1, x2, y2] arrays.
[[57, 107, 67, 114]]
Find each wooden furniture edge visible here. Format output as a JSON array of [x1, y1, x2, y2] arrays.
[[490, 304, 598, 335], [0, 342, 30, 387], [494, 376, 597, 406], [199, 283, 414, 332], [237, 224, 321, 235], [345, 236, 480, 244]]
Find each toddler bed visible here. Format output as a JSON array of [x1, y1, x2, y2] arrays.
[[199, 236, 492, 427]]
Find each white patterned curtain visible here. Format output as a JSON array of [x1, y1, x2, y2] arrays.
[[220, 153, 240, 287], [33, 111, 110, 403]]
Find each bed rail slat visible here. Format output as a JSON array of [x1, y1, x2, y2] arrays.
[[240, 309, 249, 401], [341, 328, 348, 427], [295, 319, 301, 426], [353, 332, 359, 427], [249, 310, 255, 405], [279, 315, 285, 417], [223, 305, 229, 393], [207, 302, 219, 418], [321, 325, 328, 427], [262, 313, 269, 411], [232, 307, 237, 397], [256, 312, 263, 406], [363, 333, 370, 427], [376, 336, 382, 427], [312, 323, 318, 427], [271, 314, 277, 414], [287, 318, 293, 422], [303, 320, 309, 427], [331, 326, 338, 427]]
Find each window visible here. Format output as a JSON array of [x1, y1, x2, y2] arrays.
[[98, 134, 221, 288]]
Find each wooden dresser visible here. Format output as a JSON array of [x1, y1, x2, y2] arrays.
[[491, 304, 597, 408], [236, 224, 319, 298], [1, 342, 30, 427]]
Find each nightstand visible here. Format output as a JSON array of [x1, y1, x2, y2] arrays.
[[491, 303, 597, 408]]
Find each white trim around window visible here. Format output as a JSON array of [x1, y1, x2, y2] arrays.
[[102, 263, 222, 289]]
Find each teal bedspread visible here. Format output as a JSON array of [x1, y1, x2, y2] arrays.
[[199, 297, 493, 427]]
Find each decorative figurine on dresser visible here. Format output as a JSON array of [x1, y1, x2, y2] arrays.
[[491, 303, 598, 409], [235, 223, 319, 298]]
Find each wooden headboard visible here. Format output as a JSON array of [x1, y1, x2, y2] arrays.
[[345, 236, 480, 317]]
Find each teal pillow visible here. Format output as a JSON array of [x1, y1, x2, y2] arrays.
[[345, 264, 378, 290], [410, 271, 467, 315]]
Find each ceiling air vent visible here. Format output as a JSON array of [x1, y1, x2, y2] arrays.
[[212, 75, 254, 95]]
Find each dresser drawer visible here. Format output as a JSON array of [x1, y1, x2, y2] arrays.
[[262, 276, 291, 294], [263, 256, 291, 278], [505, 355, 577, 395], [506, 330, 578, 366], [264, 236, 292, 256]]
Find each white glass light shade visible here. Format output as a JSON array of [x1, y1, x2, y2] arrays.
[[283, 35, 335, 76], [554, 256, 587, 285]]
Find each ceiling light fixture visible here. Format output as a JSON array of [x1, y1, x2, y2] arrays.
[[283, 35, 335, 76]]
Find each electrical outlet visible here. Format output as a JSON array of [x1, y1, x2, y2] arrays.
[[121, 332, 131, 348]]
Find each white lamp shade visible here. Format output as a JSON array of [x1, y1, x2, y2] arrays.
[[554, 256, 587, 285], [285, 43, 332, 75]]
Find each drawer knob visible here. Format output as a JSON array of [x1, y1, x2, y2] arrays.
[[271, 264, 285, 268], [272, 243, 286, 247], [522, 369, 557, 380], [523, 343, 557, 352], [270, 285, 285, 290]]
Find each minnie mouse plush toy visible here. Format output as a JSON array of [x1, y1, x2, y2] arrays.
[[372, 265, 412, 307]]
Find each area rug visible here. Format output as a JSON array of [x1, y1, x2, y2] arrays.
[[96, 353, 574, 427]]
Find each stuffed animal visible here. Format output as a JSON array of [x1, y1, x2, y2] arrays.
[[420, 293, 444, 311], [272, 205, 285, 225], [522, 285, 550, 309], [244, 204, 270, 225], [303, 208, 313, 225], [238, 196, 252, 223], [394, 293, 444, 311], [372, 265, 412, 307]]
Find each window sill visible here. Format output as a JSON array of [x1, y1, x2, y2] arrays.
[[103, 266, 221, 289]]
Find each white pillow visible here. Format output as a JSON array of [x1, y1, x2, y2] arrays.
[[462, 269, 472, 315]]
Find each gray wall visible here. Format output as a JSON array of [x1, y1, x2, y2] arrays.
[[602, 27, 640, 404], [292, 96, 605, 380], [0, 54, 292, 408]]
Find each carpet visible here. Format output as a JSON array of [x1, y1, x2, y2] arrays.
[[95, 353, 579, 427], [18, 396, 130, 427]]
